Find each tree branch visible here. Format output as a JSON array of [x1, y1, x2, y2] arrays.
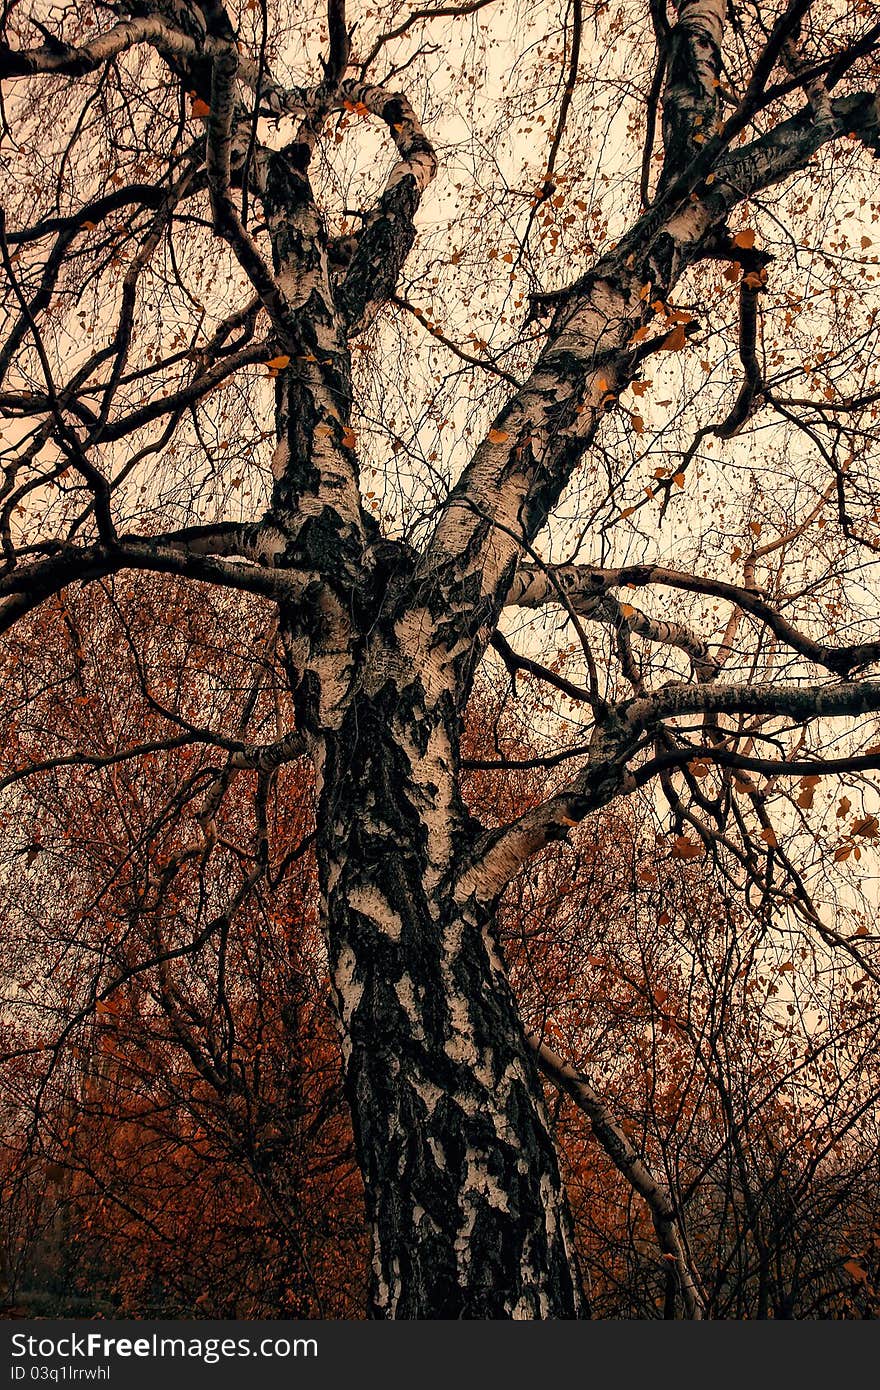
[[528, 1032, 705, 1319]]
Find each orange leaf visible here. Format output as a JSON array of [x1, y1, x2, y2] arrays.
[[341, 426, 358, 449], [732, 228, 756, 249], [760, 826, 779, 847], [191, 97, 211, 119], [661, 324, 687, 352], [671, 835, 702, 861], [265, 354, 291, 371], [488, 428, 510, 444]]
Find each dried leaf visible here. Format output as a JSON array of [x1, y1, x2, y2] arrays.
[[851, 814, 879, 838], [661, 324, 687, 352], [488, 427, 510, 444], [732, 228, 756, 249], [671, 835, 702, 861]]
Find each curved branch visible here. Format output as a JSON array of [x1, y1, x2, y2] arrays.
[[528, 1033, 705, 1319], [509, 563, 880, 677], [337, 78, 438, 334]]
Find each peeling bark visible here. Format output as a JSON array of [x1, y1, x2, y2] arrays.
[[314, 633, 585, 1317]]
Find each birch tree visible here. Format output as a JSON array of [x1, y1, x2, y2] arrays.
[[2, 0, 880, 1317]]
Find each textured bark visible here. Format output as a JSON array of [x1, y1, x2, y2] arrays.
[[313, 631, 584, 1317]]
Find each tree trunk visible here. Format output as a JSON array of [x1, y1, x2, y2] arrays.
[[311, 667, 585, 1318]]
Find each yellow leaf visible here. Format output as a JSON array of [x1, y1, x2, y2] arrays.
[[732, 228, 756, 249], [488, 428, 510, 444]]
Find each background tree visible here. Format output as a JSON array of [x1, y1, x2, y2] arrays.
[[1, 0, 880, 1318], [2, 619, 877, 1319]]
